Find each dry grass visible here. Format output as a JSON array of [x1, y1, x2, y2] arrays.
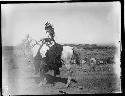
[[2, 45, 120, 94]]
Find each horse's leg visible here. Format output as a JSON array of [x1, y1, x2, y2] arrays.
[[39, 65, 48, 87], [66, 68, 73, 87], [33, 58, 41, 75], [64, 62, 73, 88], [66, 76, 71, 87]]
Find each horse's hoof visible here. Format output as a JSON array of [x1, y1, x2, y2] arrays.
[[38, 80, 47, 87], [66, 85, 68, 88], [33, 73, 39, 77], [34, 72, 39, 75], [38, 82, 46, 87], [56, 75, 60, 77], [66, 83, 70, 88], [66, 85, 69, 88]]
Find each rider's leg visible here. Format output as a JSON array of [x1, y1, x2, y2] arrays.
[[53, 67, 60, 77]]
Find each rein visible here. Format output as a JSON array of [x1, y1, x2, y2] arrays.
[[31, 40, 41, 48], [30, 38, 53, 49]]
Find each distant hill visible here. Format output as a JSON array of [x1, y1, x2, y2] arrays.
[[62, 43, 116, 50], [2, 46, 14, 51], [2, 43, 116, 53]]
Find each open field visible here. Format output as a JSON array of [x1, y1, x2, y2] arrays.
[[2, 45, 121, 95]]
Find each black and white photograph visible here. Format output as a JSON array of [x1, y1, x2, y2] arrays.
[[2, 2, 121, 95]]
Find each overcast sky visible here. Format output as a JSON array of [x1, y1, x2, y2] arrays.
[[2, 2, 121, 46]]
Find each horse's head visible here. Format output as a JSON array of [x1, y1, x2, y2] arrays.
[[25, 35, 41, 49], [40, 38, 55, 48], [25, 35, 56, 58]]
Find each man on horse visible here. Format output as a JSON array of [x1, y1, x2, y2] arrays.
[[38, 22, 76, 87], [39, 22, 63, 83], [44, 22, 63, 74]]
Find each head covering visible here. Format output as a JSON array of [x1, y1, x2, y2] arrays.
[[45, 22, 55, 39], [45, 22, 54, 30]]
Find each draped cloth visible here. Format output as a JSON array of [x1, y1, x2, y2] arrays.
[[45, 43, 63, 69], [34, 42, 63, 76]]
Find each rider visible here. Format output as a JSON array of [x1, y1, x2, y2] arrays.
[[44, 22, 63, 76]]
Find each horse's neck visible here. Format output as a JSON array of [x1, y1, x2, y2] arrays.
[[31, 41, 55, 57], [38, 45, 43, 52], [31, 45, 40, 57]]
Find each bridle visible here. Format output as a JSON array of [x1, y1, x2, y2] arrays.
[[28, 37, 54, 49], [28, 39, 41, 48], [31, 40, 41, 48]]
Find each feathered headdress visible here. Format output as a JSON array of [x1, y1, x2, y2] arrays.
[[45, 22, 54, 30]]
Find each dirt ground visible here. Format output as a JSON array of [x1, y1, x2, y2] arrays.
[[2, 47, 121, 95]]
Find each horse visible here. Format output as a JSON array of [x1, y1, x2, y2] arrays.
[[27, 36, 75, 87]]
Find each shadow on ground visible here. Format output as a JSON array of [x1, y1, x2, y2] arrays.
[[28, 74, 77, 85]]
